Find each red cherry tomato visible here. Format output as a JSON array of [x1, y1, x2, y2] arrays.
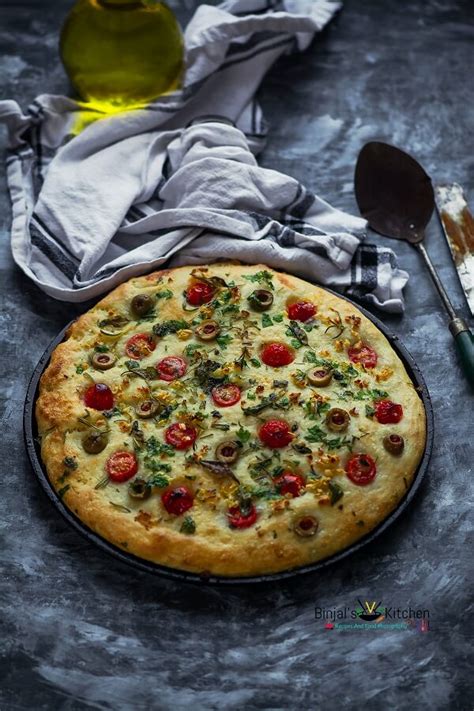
[[106, 451, 138, 483], [274, 471, 305, 497], [261, 343, 295, 367], [346, 453, 377, 486], [156, 356, 187, 381], [287, 301, 317, 322], [374, 400, 403, 424], [161, 486, 194, 516], [348, 343, 378, 369], [84, 383, 114, 411], [186, 282, 214, 306], [125, 332, 156, 360], [165, 423, 198, 450], [227, 503, 258, 529], [211, 383, 241, 407], [259, 419, 294, 449]]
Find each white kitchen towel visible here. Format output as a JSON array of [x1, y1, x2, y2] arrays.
[[0, 0, 408, 312]]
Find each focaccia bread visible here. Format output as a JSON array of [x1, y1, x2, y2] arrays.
[[36, 263, 426, 577]]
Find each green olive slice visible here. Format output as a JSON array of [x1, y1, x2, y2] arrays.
[[326, 408, 350, 432], [82, 431, 108, 454], [294, 515, 319, 537], [383, 433, 405, 455], [307, 367, 332, 387], [215, 440, 240, 464], [91, 352, 116, 371], [128, 478, 151, 500], [131, 293, 154, 318], [135, 399, 160, 419], [247, 289, 274, 311], [195, 319, 220, 341]]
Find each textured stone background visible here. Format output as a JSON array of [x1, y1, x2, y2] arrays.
[[1, 1, 473, 709]]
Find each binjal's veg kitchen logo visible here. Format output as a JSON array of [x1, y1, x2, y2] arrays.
[[315, 599, 430, 632]]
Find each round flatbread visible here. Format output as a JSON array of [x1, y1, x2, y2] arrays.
[[36, 263, 426, 577]]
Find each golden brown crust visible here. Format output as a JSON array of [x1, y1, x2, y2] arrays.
[[36, 263, 426, 576]]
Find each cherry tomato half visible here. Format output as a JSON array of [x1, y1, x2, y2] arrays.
[[165, 423, 198, 450], [125, 332, 156, 360], [374, 400, 403, 424], [211, 383, 241, 407], [227, 503, 258, 529], [274, 471, 305, 497], [348, 343, 378, 369], [84, 383, 114, 411], [346, 453, 377, 486], [156, 356, 187, 381], [261, 342, 295, 367], [186, 282, 214, 306], [161, 486, 194, 516], [259, 419, 294, 449], [106, 451, 138, 483], [287, 301, 317, 322]]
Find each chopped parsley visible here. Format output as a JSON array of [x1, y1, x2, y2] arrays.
[[216, 334, 233, 349], [124, 359, 140, 370], [305, 425, 353, 450], [261, 314, 273, 328], [156, 289, 173, 300], [328, 481, 344, 505], [180, 516, 196, 535], [147, 472, 170, 488], [236, 425, 252, 444], [250, 357, 261, 368], [243, 270, 274, 290], [153, 319, 188, 337], [94, 344, 109, 353], [145, 437, 175, 458]]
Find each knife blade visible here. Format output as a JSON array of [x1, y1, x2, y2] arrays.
[[435, 183, 474, 317]]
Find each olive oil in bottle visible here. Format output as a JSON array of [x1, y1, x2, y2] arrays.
[[60, 0, 184, 111]]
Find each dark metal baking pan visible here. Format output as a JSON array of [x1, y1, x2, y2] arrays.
[[24, 291, 434, 584]]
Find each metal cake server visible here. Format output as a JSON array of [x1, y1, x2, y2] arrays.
[[354, 141, 474, 388]]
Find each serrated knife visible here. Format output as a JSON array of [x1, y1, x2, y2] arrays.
[[435, 183, 474, 317]]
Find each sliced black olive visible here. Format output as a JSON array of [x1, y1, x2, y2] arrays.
[[131, 293, 154, 318], [215, 440, 240, 464], [307, 367, 332, 387], [82, 431, 108, 454], [135, 399, 160, 419], [128, 478, 151, 500], [247, 289, 274, 311], [294, 515, 319, 537], [383, 433, 405, 455], [91, 352, 116, 371], [195, 319, 220, 341], [326, 408, 350, 432]]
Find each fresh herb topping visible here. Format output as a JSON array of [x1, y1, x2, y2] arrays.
[[94, 344, 109, 353], [236, 425, 252, 443], [242, 393, 290, 415], [287, 321, 308, 346], [147, 473, 170, 488], [180, 516, 196, 534], [262, 314, 273, 328], [328, 480, 344, 504], [243, 270, 274, 290], [153, 319, 189, 337], [156, 289, 173, 300], [216, 334, 233, 349], [305, 425, 353, 450]]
